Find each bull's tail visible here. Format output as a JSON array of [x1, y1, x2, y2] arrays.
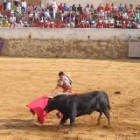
[[108, 103, 111, 110], [100, 91, 111, 110], [106, 93, 111, 110]]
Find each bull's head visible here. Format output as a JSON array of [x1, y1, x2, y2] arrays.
[[44, 98, 56, 113]]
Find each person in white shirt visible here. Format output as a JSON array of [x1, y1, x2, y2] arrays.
[[45, 9, 51, 20], [17, 20, 24, 28], [52, 0, 58, 19], [9, 13, 16, 23], [21, 0, 27, 13], [6, 0, 11, 11], [51, 71, 73, 96]]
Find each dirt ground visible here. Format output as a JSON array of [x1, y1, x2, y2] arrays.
[[0, 57, 140, 140]]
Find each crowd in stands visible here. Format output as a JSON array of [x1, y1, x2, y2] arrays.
[[0, 0, 140, 28]]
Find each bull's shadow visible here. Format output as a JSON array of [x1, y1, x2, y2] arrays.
[[0, 118, 112, 132], [0, 119, 61, 132]]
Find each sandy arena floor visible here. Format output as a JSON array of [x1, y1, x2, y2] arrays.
[[0, 57, 140, 140]]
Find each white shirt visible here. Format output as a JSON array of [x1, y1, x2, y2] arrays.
[[9, 16, 16, 23], [62, 75, 71, 85], [122, 13, 128, 19], [22, 1, 27, 8], [52, 1, 57, 11], [137, 24, 140, 29], [6, 2, 11, 10]]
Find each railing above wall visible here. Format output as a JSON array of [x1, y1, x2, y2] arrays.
[[0, 28, 140, 41]]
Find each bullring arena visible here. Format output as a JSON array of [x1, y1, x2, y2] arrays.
[[0, 0, 140, 139], [0, 28, 140, 140]]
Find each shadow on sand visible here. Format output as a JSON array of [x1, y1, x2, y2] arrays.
[[0, 119, 61, 132], [0, 118, 113, 133]]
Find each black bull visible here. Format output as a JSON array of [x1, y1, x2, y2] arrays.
[[44, 91, 111, 129]]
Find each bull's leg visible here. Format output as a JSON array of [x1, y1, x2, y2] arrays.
[[97, 112, 102, 125], [59, 115, 68, 129], [103, 110, 110, 126], [70, 115, 75, 131]]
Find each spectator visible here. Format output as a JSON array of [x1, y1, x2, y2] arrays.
[[122, 21, 127, 28], [16, 4, 21, 14], [52, 0, 58, 19], [18, 20, 24, 28], [9, 13, 16, 24], [6, 0, 11, 11], [27, 4, 33, 14], [45, 8, 51, 20], [118, 3, 124, 12], [122, 11, 129, 20], [115, 20, 122, 28], [58, 3, 63, 14], [63, 3, 69, 12], [109, 20, 115, 28], [124, 3, 129, 12], [14, 0, 19, 7], [137, 21, 140, 28], [127, 20, 132, 28], [111, 3, 117, 12], [84, 4, 90, 15], [96, 20, 103, 28], [0, 3, 3, 13], [72, 4, 76, 12], [3, 20, 10, 27], [105, 3, 111, 13], [90, 4, 94, 13], [21, 0, 27, 14], [0, 21, 3, 27], [0, 2, 139, 29], [134, 10, 140, 22], [3, 0, 7, 11], [97, 3, 104, 12], [136, 4, 140, 10], [77, 4, 83, 14], [91, 21, 96, 28]]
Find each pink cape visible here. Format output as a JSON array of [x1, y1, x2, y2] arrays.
[[27, 96, 50, 124]]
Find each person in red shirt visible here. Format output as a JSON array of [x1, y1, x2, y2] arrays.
[[0, 3, 3, 13], [96, 20, 103, 28], [78, 21, 84, 28], [58, 3, 63, 14], [109, 20, 115, 28], [103, 20, 109, 28], [49, 21, 55, 28], [122, 21, 127, 28], [97, 3, 104, 12], [55, 21, 64, 28], [76, 22, 81, 28], [105, 3, 111, 13], [44, 20, 49, 28]]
